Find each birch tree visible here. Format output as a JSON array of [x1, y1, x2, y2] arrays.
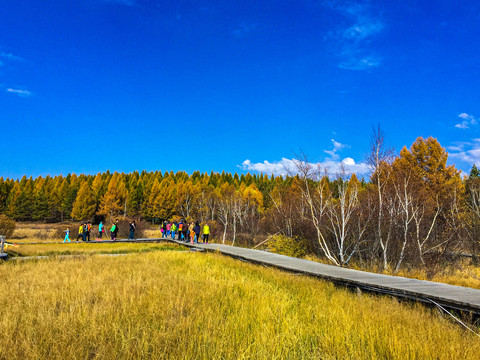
[[294, 155, 338, 265], [366, 125, 395, 269]]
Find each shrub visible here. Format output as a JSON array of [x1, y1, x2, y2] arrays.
[[53, 228, 66, 239], [268, 235, 310, 258], [0, 215, 16, 238]]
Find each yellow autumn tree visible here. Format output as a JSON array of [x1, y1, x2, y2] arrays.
[[395, 137, 462, 200], [91, 173, 105, 210], [71, 181, 96, 220], [98, 173, 127, 218], [176, 179, 199, 220], [146, 178, 162, 219], [157, 178, 176, 219], [391, 137, 464, 269], [242, 183, 264, 212]]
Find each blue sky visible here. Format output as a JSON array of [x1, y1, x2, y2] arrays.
[[1, 0, 480, 179]]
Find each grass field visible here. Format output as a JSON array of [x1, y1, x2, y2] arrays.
[[4, 242, 186, 257], [7, 222, 480, 290], [0, 250, 479, 359]]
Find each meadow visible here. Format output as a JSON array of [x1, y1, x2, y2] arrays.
[[1, 250, 479, 359], [5, 242, 185, 257], [7, 222, 480, 290]]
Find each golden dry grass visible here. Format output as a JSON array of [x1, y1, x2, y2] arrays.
[[0, 251, 479, 359], [143, 228, 164, 238], [5, 242, 185, 257], [9, 222, 480, 289], [11, 223, 65, 242]]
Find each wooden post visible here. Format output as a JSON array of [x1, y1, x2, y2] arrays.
[[0, 236, 5, 253]]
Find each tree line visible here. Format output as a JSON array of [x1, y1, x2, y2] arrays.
[[1, 132, 480, 270]]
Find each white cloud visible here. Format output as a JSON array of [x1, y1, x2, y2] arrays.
[[6, 88, 33, 97], [455, 112, 477, 129], [324, 138, 349, 159], [449, 139, 480, 166], [240, 157, 370, 177], [326, 1, 384, 71], [342, 157, 355, 166], [455, 122, 469, 129], [450, 149, 480, 165], [447, 145, 463, 152]]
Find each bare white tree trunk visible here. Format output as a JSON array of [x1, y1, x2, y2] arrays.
[[366, 125, 395, 270], [394, 175, 416, 272], [232, 214, 237, 246], [412, 199, 440, 265], [217, 204, 229, 244], [326, 176, 360, 265], [293, 155, 339, 265]]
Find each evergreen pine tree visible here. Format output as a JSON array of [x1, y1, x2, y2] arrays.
[[470, 164, 480, 178], [34, 185, 51, 221]]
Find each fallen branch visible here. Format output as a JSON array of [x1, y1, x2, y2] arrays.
[[253, 229, 285, 249]]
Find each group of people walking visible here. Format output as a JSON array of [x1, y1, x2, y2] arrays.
[[63, 219, 136, 243], [161, 220, 210, 244], [63, 219, 209, 244]]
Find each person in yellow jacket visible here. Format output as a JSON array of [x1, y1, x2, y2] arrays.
[[76, 224, 83, 241], [202, 223, 210, 244]]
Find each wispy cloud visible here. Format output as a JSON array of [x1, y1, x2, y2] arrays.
[[233, 22, 256, 38], [343, 22, 384, 41], [240, 157, 369, 177], [6, 88, 33, 98], [338, 55, 381, 70], [455, 112, 477, 129], [448, 139, 480, 166], [325, 1, 384, 71], [324, 138, 348, 160], [0, 52, 24, 62]]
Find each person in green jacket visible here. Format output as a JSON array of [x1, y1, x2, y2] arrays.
[[110, 222, 116, 241], [202, 223, 210, 244]]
